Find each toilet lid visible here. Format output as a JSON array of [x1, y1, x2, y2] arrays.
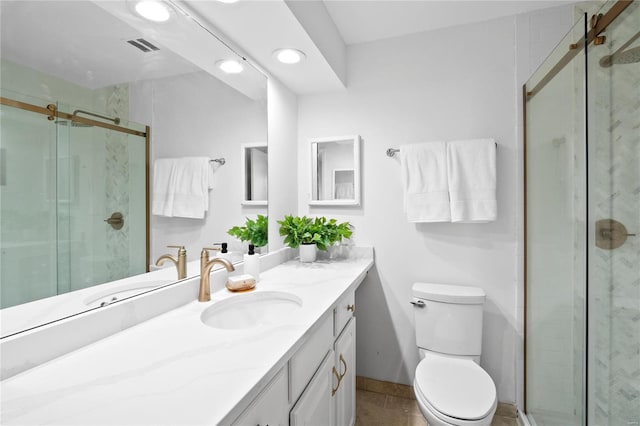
[[415, 354, 496, 421]]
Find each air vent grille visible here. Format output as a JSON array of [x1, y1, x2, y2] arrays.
[[126, 38, 160, 53]]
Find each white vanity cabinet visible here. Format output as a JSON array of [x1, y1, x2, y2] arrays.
[[289, 350, 335, 425], [290, 289, 357, 426], [231, 367, 289, 426], [333, 317, 356, 426]]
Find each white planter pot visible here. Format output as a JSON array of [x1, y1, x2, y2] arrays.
[[299, 244, 317, 263]]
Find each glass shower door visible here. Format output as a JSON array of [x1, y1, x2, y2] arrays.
[[55, 101, 147, 293], [0, 93, 147, 310], [525, 15, 587, 426], [0, 92, 59, 308], [586, 2, 640, 425]]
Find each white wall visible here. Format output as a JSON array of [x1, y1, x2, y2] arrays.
[[296, 6, 573, 404], [267, 77, 299, 251], [130, 71, 267, 263]]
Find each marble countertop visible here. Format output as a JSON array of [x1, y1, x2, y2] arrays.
[[1, 255, 373, 425]]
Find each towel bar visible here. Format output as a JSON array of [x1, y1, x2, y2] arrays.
[[210, 158, 226, 165], [387, 142, 497, 158]]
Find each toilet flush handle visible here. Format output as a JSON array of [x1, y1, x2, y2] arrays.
[[410, 300, 425, 308]]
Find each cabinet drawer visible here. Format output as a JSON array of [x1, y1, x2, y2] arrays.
[[289, 314, 333, 403], [334, 290, 355, 337], [231, 366, 288, 426]]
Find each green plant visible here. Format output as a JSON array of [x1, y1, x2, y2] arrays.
[[227, 215, 268, 248], [277, 215, 352, 251]]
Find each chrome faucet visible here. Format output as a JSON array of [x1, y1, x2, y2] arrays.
[[199, 247, 235, 302], [155, 245, 187, 280]]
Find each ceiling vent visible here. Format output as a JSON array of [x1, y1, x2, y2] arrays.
[[126, 38, 160, 53]]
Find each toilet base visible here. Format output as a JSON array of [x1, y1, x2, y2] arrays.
[[413, 380, 496, 426]]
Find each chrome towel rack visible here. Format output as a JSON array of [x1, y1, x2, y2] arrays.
[[386, 148, 400, 157], [386, 142, 497, 158], [210, 158, 226, 165]]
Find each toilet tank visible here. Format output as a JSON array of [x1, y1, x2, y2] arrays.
[[412, 282, 485, 357]]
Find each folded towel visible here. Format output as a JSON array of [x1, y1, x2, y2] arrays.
[[446, 139, 497, 222], [400, 142, 451, 222], [152, 157, 214, 219]]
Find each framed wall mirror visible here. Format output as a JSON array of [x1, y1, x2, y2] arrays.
[[309, 135, 361, 206], [0, 0, 267, 337], [241, 143, 268, 206]]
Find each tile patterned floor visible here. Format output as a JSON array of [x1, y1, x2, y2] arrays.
[[355, 389, 517, 426]]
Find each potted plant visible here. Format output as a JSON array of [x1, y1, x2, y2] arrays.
[[227, 215, 268, 250], [277, 215, 352, 262]]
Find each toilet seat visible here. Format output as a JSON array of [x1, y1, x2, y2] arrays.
[[414, 353, 496, 424]]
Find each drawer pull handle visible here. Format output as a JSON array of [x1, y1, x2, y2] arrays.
[[338, 354, 347, 379], [347, 304, 355, 312], [331, 366, 341, 396]]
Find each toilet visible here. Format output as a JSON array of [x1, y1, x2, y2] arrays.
[[411, 282, 497, 426]]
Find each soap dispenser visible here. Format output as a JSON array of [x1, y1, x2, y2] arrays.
[[216, 242, 231, 261], [243, 244, 260, 281]]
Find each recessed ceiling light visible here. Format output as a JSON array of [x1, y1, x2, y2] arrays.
[[135, 1, 171, 22], [217, 59, 244, 74], [273, 48, 306, 64]]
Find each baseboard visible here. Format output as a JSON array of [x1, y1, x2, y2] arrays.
[[356, 376, 414, 399], [356, 375, 518, 419]]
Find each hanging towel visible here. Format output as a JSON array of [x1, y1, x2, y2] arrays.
[[446, 139, 497, 222], [400, 142, 451, 222], [152, 157, 214, 219], [151, 158, 177, 217]]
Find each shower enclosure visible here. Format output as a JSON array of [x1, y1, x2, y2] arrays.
[[525, 1, 639, 425], [0, 90, 149, 309]]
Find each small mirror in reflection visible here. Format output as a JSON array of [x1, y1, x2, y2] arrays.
[[242, 143, 268, 205]]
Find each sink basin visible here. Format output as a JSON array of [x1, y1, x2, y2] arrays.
[[84, 280, 173, 308], [201, 291, 303, 330]]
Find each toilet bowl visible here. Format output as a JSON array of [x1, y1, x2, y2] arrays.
[[410, 282, 497, 426], [413, 352, 497, 426]]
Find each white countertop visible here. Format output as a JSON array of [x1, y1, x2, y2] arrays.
[[0, 255, 373, 425]]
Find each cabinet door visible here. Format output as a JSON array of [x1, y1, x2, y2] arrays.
[[232, 367, 288, 426], [334, 317, 356, 426], [290, 350, 335, 426]]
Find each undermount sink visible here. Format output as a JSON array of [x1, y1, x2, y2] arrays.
[[201, 291, 303, 330], [84, 280, 174, 308]]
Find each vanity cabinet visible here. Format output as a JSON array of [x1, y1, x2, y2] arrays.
[[232, 290, 357, 426], [290, 350, 335, 425], [231, 367, 289, 426], [290, 290, 356, 426], [333, 318, 356, 426]]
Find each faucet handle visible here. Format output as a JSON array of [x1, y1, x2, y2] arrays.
[[167, 245, 186, 253]]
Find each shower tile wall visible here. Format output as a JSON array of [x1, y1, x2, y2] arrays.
[[102, 84, 131, 283], [587, 2, 640, 425]]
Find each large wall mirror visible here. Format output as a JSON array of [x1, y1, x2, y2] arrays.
[[0, 0, 267, 337]]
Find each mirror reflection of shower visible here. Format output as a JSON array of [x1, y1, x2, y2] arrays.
[[56, 109, 121, 127]]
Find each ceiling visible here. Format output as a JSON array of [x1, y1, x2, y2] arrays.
[[188, 0, 575, 95], [323, 1, 576, 45]]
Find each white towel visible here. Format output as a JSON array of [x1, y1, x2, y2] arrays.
[[400, 142, 451, 222], [446, 139, 497, 222], [152, 157, 214, 219], [151, 158, 177, 217]]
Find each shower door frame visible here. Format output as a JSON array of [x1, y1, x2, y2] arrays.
[[522, 0, 633, 417], [0, 96, 151, 275]]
